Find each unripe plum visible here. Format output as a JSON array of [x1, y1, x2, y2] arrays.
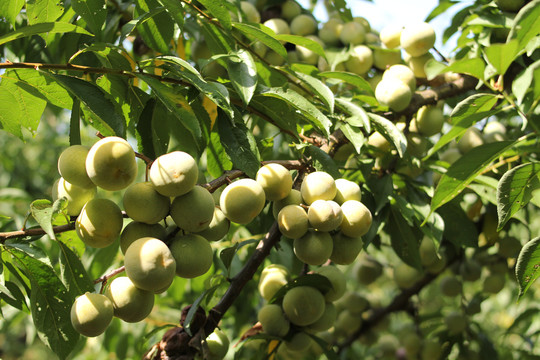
[[58, 145, 94, 188], [400, 22, 436, 57], [239, 1, 260, 23], [86, 136, 137, 191], [393, 262, 422, 289], [263, 18, 290, 36], [290, 14, 317, 36], [124, 237, 176, 292], [334, 309, 362, 337], [344, 45, 373, 75], [334, 178, 361, 205], [278, 204, 308, 239], [105, 276, 154, 323], [308, 200, 343, 232], [319, 18, 343, 46], [421, 339, 443, 360], [353, 16, 370, 32], [76, 198, 123, 248], [300, 171, 336, 205], [457, 127, 484, 154], [419, 237, 439, 267], [459, 259, 482, 282], [283, 332, 313, 352], [195, 207, 230, 241], [339, 21, 365, 45], [355, 255, 383, 285], [257, 303, 290, 337], [379, 24, 402, 49], [282, 286, 325, 326], [149, 151, 198, 197], [483, 120, 506, 143], [414, 105, 445, 136], [439, 276, 462, 297], [494, 0, 524, 12], [256, 163, 292, 201], [170, 233, 213, 278], [123, 182, 170, 224], [272, 189, 302, 219], [296, 35, 324, 65], [170, 185, 214, 232], [444, 311, 467, 335], [404, 51, 434, 78], [220, 179, 266, 224], [305, 302, 337, 333], [293, 230, 333, 265], [372, 47, 402, 70], [120, 221, 166, 254], [340, 200, 372, 237], [330, 232, 363, 265], [71, 292, 113, 337], [314, 265, 346, 301], [52, 177, 96, 216], [205, 329, 230, 359], [258, 264, 289, 301], [439, 147, 461, 164], [336, 291, 370, 315], [375, 77, 412, 112], [483, 273, 505, 294], [281, 0, 302, 21], [383, 64, 416, 92]]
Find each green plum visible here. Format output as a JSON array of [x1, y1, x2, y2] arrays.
[[71, 292, 113, 337], [123, 182, 170, 224], [76, 198, 123, 248]]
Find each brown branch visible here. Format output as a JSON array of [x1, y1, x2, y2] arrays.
[[0, 222, 75, 243]]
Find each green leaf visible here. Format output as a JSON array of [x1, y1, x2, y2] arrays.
[[218, 115, 260, 179], [200, 21, 233, 54], [136, 98, 170, 159], [0, 0, 25, 25], [157, 0, 185, 29], [425, 57, 485, 81], [387, 205, 422, 269], [338, 123, 364, 154], [276, 34, 326, 60], [9, 248, 79, 360], [368, 113, 407, 157], [71, 44, 134, 71], [336, 98, 370, 132], [291, 70, 334, 112], [56, 241, 94, 298], [328, 0, 353, 21], [69, 99, 81, 146], [318, 71, 374, 95], [259, 87, 332, 136], [198, 0, 232, 30], [508, 0, 540, 50], [71, 0, 106, 34], [516, 237, 540, 301], [425, 93, 499, 159], [0, 73, 47, 139], [425, 0, 459, 22], [134, 0, 174, 53], [0, 22, 92, 46], [430, 141, 515, 215], [30, 199, 66, 240], [437, 202, 478, 248], [136, 74, 202, 143], [232, 22, 287, 59], [226, 50, 258, 105], [497, 162, 540, 231], [206, 131, 233, 179], [305, 146, 341, 179], [249, 96, 297, 135], [50, 73, 126, 137], [26, 0, 64, 24], [306, 333, 339, 360], [512, 59, 540, 105], [484, 39, 520, 76]]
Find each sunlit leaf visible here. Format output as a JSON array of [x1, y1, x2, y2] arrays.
[[0, 22, 92, 45], [71, 0, 106, 34], [516, 237, 540, 301]]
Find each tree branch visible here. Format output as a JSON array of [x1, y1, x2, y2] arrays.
[[0, 222, 75, 243]]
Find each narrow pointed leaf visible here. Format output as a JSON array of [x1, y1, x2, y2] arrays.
[[0, 22, 92, 46], [336, 98, 370, 132], [368, 113, 407, 157], [71, 0, 106, 34], [508, 0, 540, 49], [134, 0, 174, 53], [291, 70, 334, 112], [516, 237, 540, 301], [387, 206, 422, 269], [0, 0, 25, 25], [226, 50, 258, 105], [197, 0, 231, 30], [232, 22, 287, 58], [56, 241, 94, 298], [157, 0, 185, 29], [319, 71, 374, 95], [26, 0, 64, 24]]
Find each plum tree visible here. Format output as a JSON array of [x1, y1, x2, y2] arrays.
[[124, 237, 176, 293], [282, 286, 326, 326], [149, 151, 198, 197], [344, 45, 374, 75], [170, 185, 215, 232], [382, 64, 416, 92], [339, 21, 366, 45], [75, 198, 123, 248], [85, 136, 137, 191], [258, 264, 290, 301], [290, 14, 317, 36], [414, 105, 445, 136], [70, 292, 114, 337], [379, 24, 402, 48], [122, 182, 170, 224], [105, 276, 154, 323], [57, 145, 94, 189], [169, 233, 213, 278]]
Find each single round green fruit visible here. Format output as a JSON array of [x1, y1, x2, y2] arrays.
[[239, 1, 260, 23], [379, 24, 402, 49], [483, 273, 505, 294], [439, 276, 462, 297], [149, 151, 198, 197], [257, 303, 290, 337], [105, 276, 154, 323], [494, 0, 525, 12], [355, 255, 383, 285], [334, 179, 361, 205], [353, 16, 370, 32], [281, 0, 301, 21], [71, 292, 113, 337], [336, 292, 369, 315], [293, 230, 333, 265], [86, 136, 137, 191], [340, 200, 372, 237], [339, 21, 365, 45], [444, 311, 467, 335], [439, 147, 461, 165], [459, 259, 482, 282], [278, 204, 308, 239], [319, 18, 343, 46], [403, 51, 434, 78], [331, 232, 363, 265], [400, 22, 436, 57], [290, 14, 317, 36], [256, 163, 292, 201], [52, 177, 96, 216], [205, 329, 229, 359], [124, 237, 176, 292], [344, 45, 373, 75], [119, 221, 166, 254], [372, 47, 402, 70], [283, 332, 313, 353], [497, 236, 521, 258], [170, 185, 214, 232], [272, 189, 302, 219], [414, 105, 445, 136], [305, 302, 337, 333], [195, 207, 230, 241], [220, 179, 266, 224], [419, 237, 439, 267], [282, 286, 326, 326], [58, 145, 94, 188], [375, 77, 412, 111], [258, 265, 289, 301], [393, 262, 422, 289], [383, 64, 416, 92], [483, 121, 507, 143], [300, 171, 337, 205], [457, 127, 484, 154], [123, 182, 170, 224], [308, 200, 343, 232], [334, 309, 362, 337], [263, 18, 290, 36], [76, 198, 123, 248], [314, 265, 346, 301], [296, 35, 324, 65], [421, 339, 443, 360], [170, 233, 213, 278]]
